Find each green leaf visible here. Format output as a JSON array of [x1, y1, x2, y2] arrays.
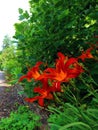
[[18, 8, 23, 14], [23, 11, 29, 19], [59, 122, 92, 130]]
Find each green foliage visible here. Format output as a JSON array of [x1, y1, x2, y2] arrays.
[[14, 0, 98, 67], [0, 46, 22, 84], [0, 105, 41, 130], [61, 71, 98, 106], [48, 98, 98, 130], [9, 67, 22, 84], [19, 79, 38, 97], [2, 35, 12, 49], [0, 35, 23, 84]]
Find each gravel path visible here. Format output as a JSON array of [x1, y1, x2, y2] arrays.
[[0, 71, 10, 87], [0, 71, 24, 118]]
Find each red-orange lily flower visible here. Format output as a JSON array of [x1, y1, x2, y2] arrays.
[[38, 52, 84, 82], [78, 47, 94, 61], [25, 87, 53, 106], [25, 79, 61, 107], [25, 80, 62, 106], [19, 62, 42, 82]]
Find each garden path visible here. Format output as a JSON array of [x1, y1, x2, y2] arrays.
[[0, 71, 11, 87], [0, 71, 24, 118]]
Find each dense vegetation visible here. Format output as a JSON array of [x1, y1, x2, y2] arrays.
[[0, 0, 98, 129]]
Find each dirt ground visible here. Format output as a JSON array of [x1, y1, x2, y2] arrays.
[[0, 71, 49, 129]]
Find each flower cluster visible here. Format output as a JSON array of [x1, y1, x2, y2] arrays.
[[19, 48, 94, 107]]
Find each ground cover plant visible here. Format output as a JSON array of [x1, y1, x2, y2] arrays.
[[0, 106, 41, 130]]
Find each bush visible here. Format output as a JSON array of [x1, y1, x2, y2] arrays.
[[14, 0, 98, 67]]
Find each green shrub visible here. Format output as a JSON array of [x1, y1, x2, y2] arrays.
[[0, 45, 22, 84], [0, 106, 41, 130], [14, 0, 98, 66]]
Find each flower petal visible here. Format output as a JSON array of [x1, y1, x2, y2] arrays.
[[38, 98, 44, 106], [78, 47, 94, 61], [50, 82, 61, 92], [25, 96, 40, 103], [64, 58, 78, 69]]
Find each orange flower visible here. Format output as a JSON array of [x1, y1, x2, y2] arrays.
[[25, 80, 61, 106], [78, 47, 94, 61], [25, 88, 53, 106], [19, 61, 42, 82], [38, 52, 84, 82]]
